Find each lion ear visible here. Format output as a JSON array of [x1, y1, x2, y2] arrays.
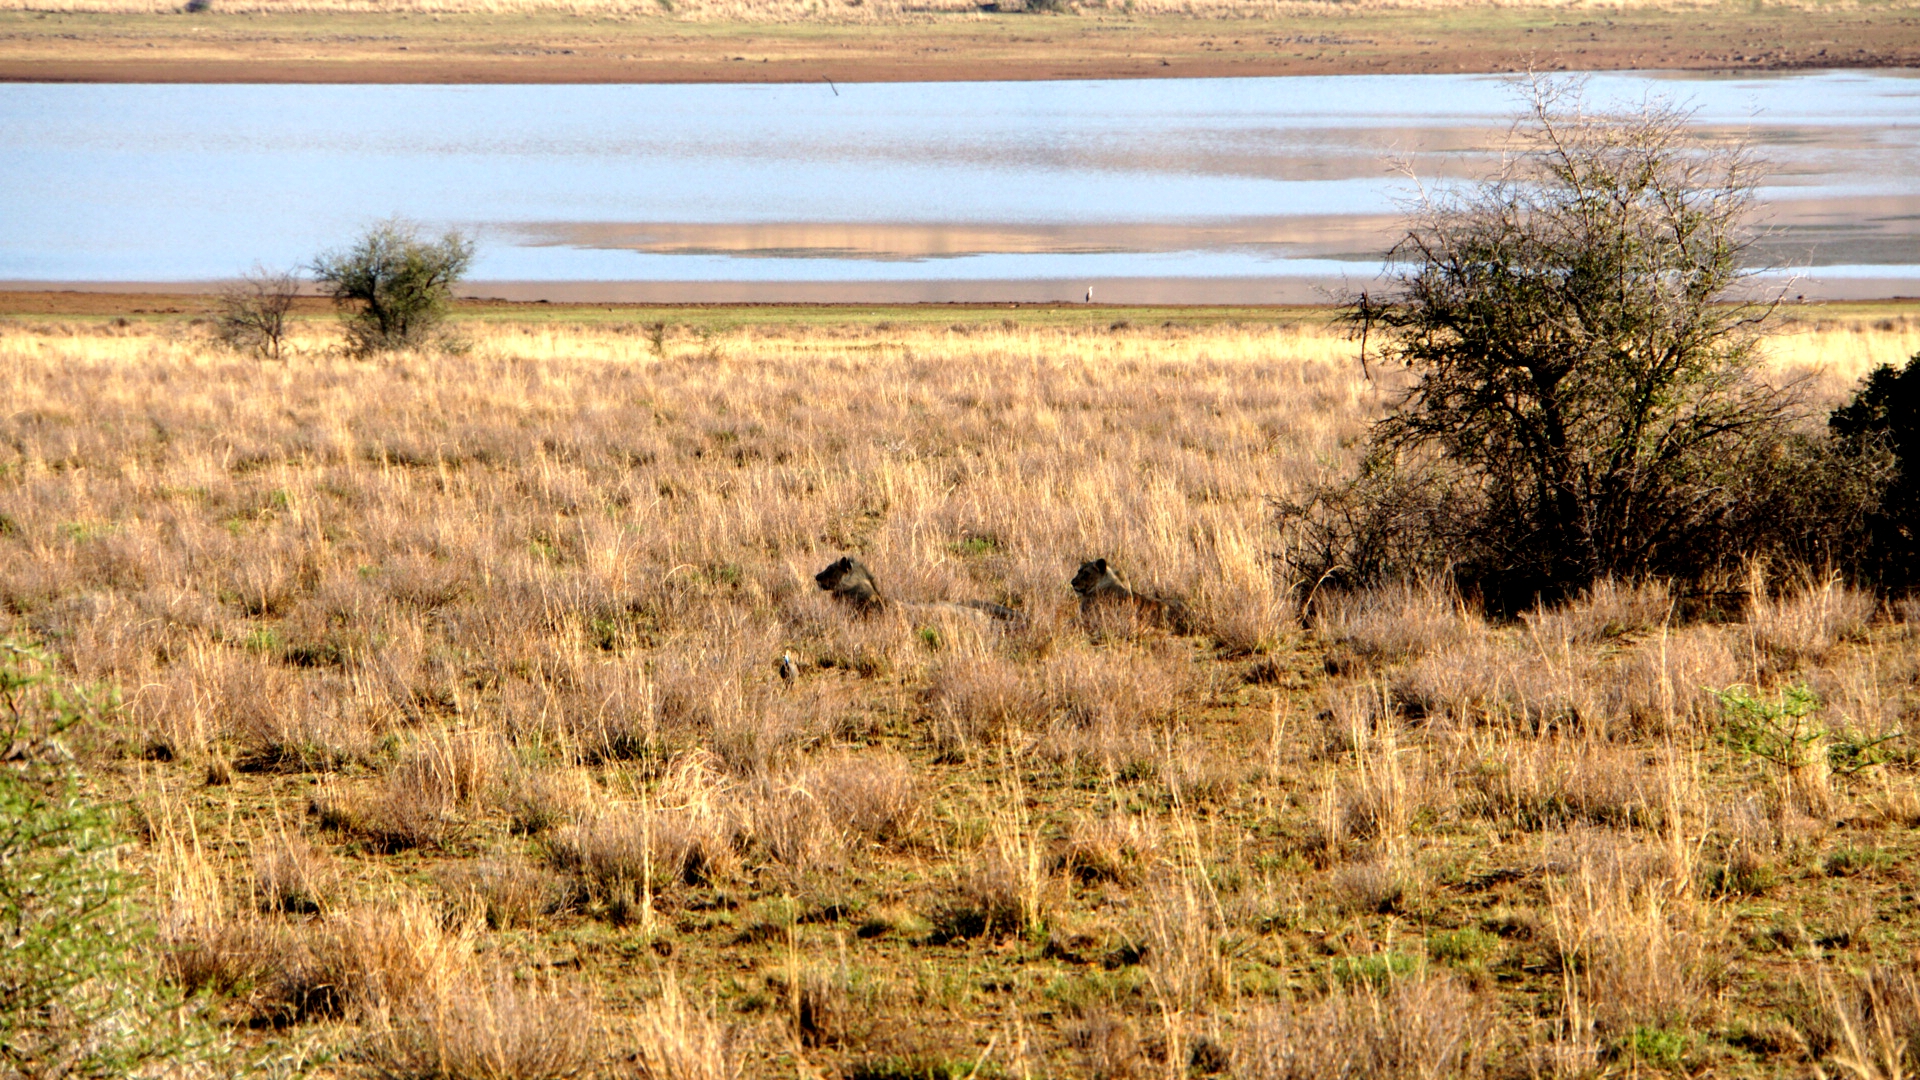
[[1095, 558, 1108, 571]]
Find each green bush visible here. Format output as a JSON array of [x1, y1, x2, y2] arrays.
[[1619, 1025, 1687, 1069], [311, 218, 474, 355], [1427, 928, 1498, 967], [1286, 81, 1799, 611], [0, 644, 211, 1078], [1711, 682, 1896, 779]]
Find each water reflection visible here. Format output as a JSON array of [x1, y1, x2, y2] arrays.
[[1, 71, 1916, 295]]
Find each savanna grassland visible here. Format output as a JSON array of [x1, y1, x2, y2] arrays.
[[7, 306, 1920, 1079]]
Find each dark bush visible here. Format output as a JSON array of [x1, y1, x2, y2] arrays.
[[1828, 352, 1920, 590]]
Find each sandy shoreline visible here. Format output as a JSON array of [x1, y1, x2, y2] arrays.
[[9, 54, 1905, 84], [3, 8, 1916, 83], [5, 274, 1917, 316], [0, 279, 1355, 309]]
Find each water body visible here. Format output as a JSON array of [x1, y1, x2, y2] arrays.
[[3, 72, 1917, 300]]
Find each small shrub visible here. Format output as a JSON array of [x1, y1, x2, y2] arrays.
[[847, 1055, 971, 1080], [1617, 1025, 1687, 1069], [294, 895, 477, 1019], [1710, 682, 1893, 813], [1521, 578, 1674, 645], [1330, 952, 1421, 990], [549, 755, 744, 900], [1066, 1010, 1143, 1079], [745, 776, 841, 872], [312, 218, 474, 355], [1054, 814, 1159, 886], [1808, 964, 1920, 1080], [772, 961, 876, 1051], [1745, 570, 1875, 665], [1824, 845, 1892, 878], [924, 655, 1045, 757], [1467, 737, 1665, 832], [504, 767, 589, 836], [1041, 645, 1192, 732], [1330, 861, 1412, 916], [1428, 928, 1499, 968], [927, 865, 1027, 944], [312, 774, 454, 853], [1547, 835, 1710, 1034], [214, 265, 301, 361], [1310, 580, 1477, 663], [1141, 872, 1231, 1011]]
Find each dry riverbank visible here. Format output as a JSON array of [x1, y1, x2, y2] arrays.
[[3, 4, 1916, 83]]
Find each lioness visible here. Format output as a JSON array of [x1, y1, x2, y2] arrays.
[[815, 556, 1019, 622], [815, 556, 887, 614], [1071, 558, 1191, 633]]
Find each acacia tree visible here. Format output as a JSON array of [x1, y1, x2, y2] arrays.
[[311, 219, 474, 355], [1325, 80, 1798, 609]]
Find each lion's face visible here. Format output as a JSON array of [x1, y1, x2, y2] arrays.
[[817, 556, 880, 606], [1070, 559, 1112, 597], [815, 557, 856, 592]]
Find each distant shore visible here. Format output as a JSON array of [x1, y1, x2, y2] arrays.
[[4, 288, 1917, 326], [3, 272, 1917, 317], [2, 6, 1916, 83]]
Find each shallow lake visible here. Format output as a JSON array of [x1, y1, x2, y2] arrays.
[[3, 72, 1917, 300]]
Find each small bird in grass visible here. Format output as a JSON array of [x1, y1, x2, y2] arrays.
[[778, 652, 799, 684], [1085, 286, 1094, 303]]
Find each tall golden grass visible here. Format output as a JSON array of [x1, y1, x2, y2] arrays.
[[0, 0, 1893, 20], [5, 311, 1919, 1077]]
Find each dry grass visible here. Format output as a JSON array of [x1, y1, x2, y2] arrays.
[[365, 970, 601, 1080], [628, 977, 742, 1080], [253, 826, 340, 914], [0, 0, 1894, 20], [8, 310, 1920, 1078], [1545, 830, 1712, 1035], [1233, 974, 1491, 1080], [1745, 565, 1877, 667], [437, 858, 573, 929]]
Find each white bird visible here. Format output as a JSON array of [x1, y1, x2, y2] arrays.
[[1085, 286, 1094, 303]]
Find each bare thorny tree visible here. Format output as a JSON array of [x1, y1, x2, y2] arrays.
[[215, 265, 303, 361], [1286, 78, 1803, 612]]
